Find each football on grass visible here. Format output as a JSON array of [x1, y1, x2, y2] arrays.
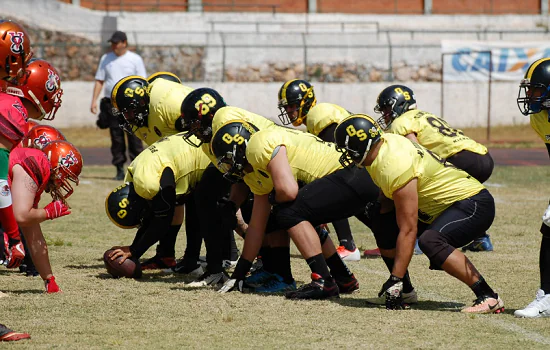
[[103, 249, 142, 279]]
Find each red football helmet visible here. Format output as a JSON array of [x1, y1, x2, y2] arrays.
[[42, 140, 82, 202], [4, 59, 62, 120], [0, 20, 32, 84], [23, 125, 66, 149]]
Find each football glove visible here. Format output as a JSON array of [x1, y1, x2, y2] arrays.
[[218, 278, 251, 293], [44, 276, 61, 293], [6, 238, 25, 269], [542, 203, 550, 227], [379, 274, 405, 310], [44, 201, 71, 220]]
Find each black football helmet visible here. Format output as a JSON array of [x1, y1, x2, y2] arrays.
[[180, 87, 227, 147], [147, 71, 182, 84], [111, 76, 150, 134], [374, 85, 416, 130], [105, 183, 149, 229], [517, 58, 550, 116], [277, 79, 316, 126], [334, 114, 383, 168], [210, 120, 259, 182]]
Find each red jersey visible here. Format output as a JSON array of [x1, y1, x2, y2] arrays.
[[0, 92, 28, 150], [8, 148, 50, 208]]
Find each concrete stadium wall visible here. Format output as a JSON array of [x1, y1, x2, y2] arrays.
[[50, 81, 526, 129]]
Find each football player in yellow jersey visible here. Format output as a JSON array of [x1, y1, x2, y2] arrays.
[[105, 133, 215, 278], [514, 57, 550, 318], [335, 114, 503, 313], [374, 84, 494, 253], [180, 88, 299, 290], [277, 79, 366, 261], [111, 75, 193, 145], [210, 120, 394, 299], [112, 79, 240, 276]]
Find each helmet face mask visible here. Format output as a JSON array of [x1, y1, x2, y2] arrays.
[[111, 76, 150, 135], [277, 79, 316, 126], [180, 88, 227, 147], [517, 58, 550, 115], [216, 145, 246, 183], [374, 85, 416, 130], [211, 121, 258, 182], [517, 79, 550, 115]]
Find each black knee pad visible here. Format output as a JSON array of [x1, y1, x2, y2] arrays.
[[418, 229, 455, 269], [274, 204, 303, 231], [541, 223, 550, 239], [315, 225, 329, 245]]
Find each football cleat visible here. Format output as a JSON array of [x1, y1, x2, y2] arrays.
[[514, 289, 550, 318], [166, 261, 204, 278], [363, 247, 381, 258], [462, 234, 494, 252], [0, 324, 30, 342], [222, 259, 238, 269], [335, 274, 359, 294], [255, 274, 297, 293], [140, 256, 176, 270], [365, 289, 418, 305], [187, 271, 230, 288], [285, 273, 339, 300], [245, 268, 274, 287], [461, 294, 504, 314], [337, 246, 361, 261]]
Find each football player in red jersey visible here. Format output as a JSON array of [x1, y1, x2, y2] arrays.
[[0, 19, 33, 343], [9, 140, 82, 293], [0, 21, 33, 272]]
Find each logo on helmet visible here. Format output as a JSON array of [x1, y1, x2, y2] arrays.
[[59, 150, 79, 169], [45, 69, 59, 92], [7, 31, 24, 54], [34, 132, 52, 148]]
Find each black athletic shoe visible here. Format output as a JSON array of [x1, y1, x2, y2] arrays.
[[285, 273, 339, 300], [335, 274, 359, 294], [168, 261, 204, 277]]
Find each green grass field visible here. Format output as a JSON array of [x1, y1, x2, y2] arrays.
[[2, 165, 550, 349]]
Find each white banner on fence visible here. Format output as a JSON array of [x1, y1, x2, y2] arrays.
[[442, 40, 550, 82]]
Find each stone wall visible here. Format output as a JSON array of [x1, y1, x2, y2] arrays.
[[12, 18, 206, 82], [224, 61, 441, 83]]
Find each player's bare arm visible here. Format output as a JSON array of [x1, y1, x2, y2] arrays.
[[268, 146, 299, 203], [391, 178, 418, 278]]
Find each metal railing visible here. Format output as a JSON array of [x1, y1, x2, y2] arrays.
[[208, 20, 380, 35], [85, 0, 280, 14]]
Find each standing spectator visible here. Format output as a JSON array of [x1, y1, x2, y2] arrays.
[[90, 30, 146, 180]]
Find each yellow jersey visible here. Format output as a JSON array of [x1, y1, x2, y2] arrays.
[[134, 79, 194, 145], [206, 106, 285, 172], [367, 133, 485, 223], [388, 110, 487, 158], [125, 133, 211, 200], [305, 103, 351, 136], [530, 111, 550, 144], [244, 128, 342, 195]]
